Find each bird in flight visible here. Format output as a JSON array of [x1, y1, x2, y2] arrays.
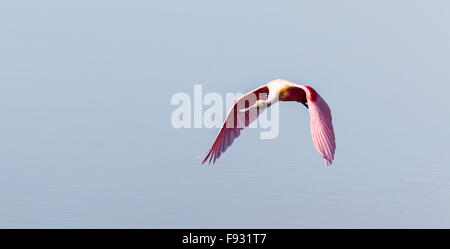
[[201, 79, 336, 166]]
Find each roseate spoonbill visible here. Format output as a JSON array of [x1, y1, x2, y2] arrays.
[[202, 79, 336, 166]]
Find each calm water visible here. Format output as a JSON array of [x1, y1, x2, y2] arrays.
[[1, 1, 450, 228]]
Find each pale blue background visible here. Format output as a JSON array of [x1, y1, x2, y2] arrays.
[[1, 1, 450, 228]]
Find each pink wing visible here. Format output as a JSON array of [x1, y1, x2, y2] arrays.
[[282, 84, 336, 166], [201, 85, 269, 164], [304, 88, 336, 166]]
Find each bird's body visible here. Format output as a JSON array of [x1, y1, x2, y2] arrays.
[[202, 79, 336, 166]]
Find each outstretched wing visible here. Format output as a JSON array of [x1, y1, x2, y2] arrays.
[[286, 84, 336, 165], [201, 85, 269, 164], [308, 94, 336, 165]]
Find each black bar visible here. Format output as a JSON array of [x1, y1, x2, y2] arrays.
[[0, 229, 447, 248]]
